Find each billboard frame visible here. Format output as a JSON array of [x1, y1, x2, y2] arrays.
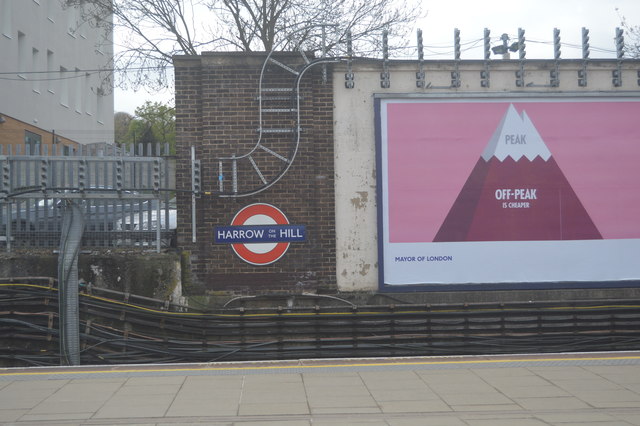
[[375, 92, 640, 293]]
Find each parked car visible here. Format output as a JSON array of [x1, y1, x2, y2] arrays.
[[114, 205, 177, 247], [0, 194, 172, 248]]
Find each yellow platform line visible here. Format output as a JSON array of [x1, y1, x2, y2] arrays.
[[2, 354, 639, 378]]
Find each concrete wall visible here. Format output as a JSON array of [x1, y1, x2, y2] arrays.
[[333, 58, 640, 292], [0, 250, 182, 300]]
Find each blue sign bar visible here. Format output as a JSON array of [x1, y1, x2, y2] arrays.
[[214, 225, 306, 244]]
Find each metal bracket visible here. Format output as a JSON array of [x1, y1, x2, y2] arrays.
[[381, 30, 390, 88]]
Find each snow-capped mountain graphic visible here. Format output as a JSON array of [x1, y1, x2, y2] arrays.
[[480, 105, 551, 162], [434, 104, 602, 242]]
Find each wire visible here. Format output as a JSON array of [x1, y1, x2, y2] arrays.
[[3, 282, 640, 366], [0, 65, 173, 77]]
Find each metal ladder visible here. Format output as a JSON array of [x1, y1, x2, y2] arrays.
[[216, 48, 339, 197]]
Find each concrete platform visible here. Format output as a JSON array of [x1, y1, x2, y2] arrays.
[[1, 352, 640, 425]]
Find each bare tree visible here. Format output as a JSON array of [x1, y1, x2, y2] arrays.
[[65, 0, 423, 90], [619, 16, 640, 58], [209, 0, 422, 55], [64, 0, 221, 90]]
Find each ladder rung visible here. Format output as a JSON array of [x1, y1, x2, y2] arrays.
[[259, 96, 303, 103], [259, 96, 295, 102], [257, 128, 299, 134], [248, 156, 267, 185], [262, 87, 294, 92], [259, 145, 290, 163], [268, 58, 299, 75], [263, 108, 297, 113]]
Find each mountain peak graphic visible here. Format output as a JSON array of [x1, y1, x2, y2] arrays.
[[481, 104, 552, 162], [434, 104, 601, 243]]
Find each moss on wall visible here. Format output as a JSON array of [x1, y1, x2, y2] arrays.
[[0, 250, 181, 300]]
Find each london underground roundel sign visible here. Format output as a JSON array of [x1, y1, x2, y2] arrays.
[[214, 203, 306, 265]]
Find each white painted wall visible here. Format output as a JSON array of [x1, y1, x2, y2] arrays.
[[0, 0, 113, 144], [333, 58, 640, 291]]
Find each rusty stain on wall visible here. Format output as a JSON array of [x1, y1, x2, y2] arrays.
[[358, 261, 371, 276], [350, 191, 369, 210]]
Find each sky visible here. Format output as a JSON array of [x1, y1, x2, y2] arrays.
[[114, 0, 640, 114]]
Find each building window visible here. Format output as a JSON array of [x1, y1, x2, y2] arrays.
[[67, 5, 79, 37], [32, 48, 40, 93], [25, 130, 42, 154], [75, 68, 82, 113], [97, 92, 104, 124], [17, 31, 27, 79], [47, 50, 54, 93], [46, 0, 54, 22], [60, 66, 69, 107], [1, 0, 12, 38], [84, 73, 92, 115]]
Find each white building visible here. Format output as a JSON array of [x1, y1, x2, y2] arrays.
[[0, 0, 113, 152]]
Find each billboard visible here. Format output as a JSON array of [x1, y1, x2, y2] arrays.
[[376, 96, 640, 289]]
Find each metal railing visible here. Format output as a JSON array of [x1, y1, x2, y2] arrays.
[[0, 143, 175, 251]]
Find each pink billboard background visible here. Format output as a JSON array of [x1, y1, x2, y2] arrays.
[[386, 100, 640, 243]]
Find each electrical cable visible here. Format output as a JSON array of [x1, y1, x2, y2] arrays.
[[2, 282, 640, 366]]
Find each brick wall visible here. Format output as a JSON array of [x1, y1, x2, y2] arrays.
[[174, 52, 336, 294], [0, 115, 79, 154]]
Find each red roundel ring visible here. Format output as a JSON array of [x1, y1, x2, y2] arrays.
[[230, 203, 290, 265]]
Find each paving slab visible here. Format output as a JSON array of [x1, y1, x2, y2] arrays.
[[93, 393, 176, 419], [236, 421, 310, 426], [439, 391, 515, 405], [611, 412, 640, 425], [556, 423, 634, 426], [125, 375, 187, 385], [310, 406, 382, 415], [572, 389, 640, 404], [0, 389, 60, 409], [537, 411, 628, 423], [241, 390, 308, 404], [479, 374, 551, 388], [238, 401, 310, 415], [367, 388, 441, 401], [0, 409, 28, 422], [387, 417, 467, 426], [491, 385, 570, 398], [307, 395, 378, 408], [513, 396, 592, 410], [312, 419, 385, 426], [377, 399, 451, 413], [18, 412, 93, 422], [449, 403, 523, 412], [28, 400, 105, 414], [165, 399, 239, 417], [1, 351, 639, 425], [158, 422, 234, 426], [464, 418, 548, 426], [116, 383, 183, 396], [550, 378, 626, 392]]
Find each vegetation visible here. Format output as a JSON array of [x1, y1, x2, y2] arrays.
[[620, 14, 640, 58], [64, 0, 423, 90], [115, 102, 175, 154]]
